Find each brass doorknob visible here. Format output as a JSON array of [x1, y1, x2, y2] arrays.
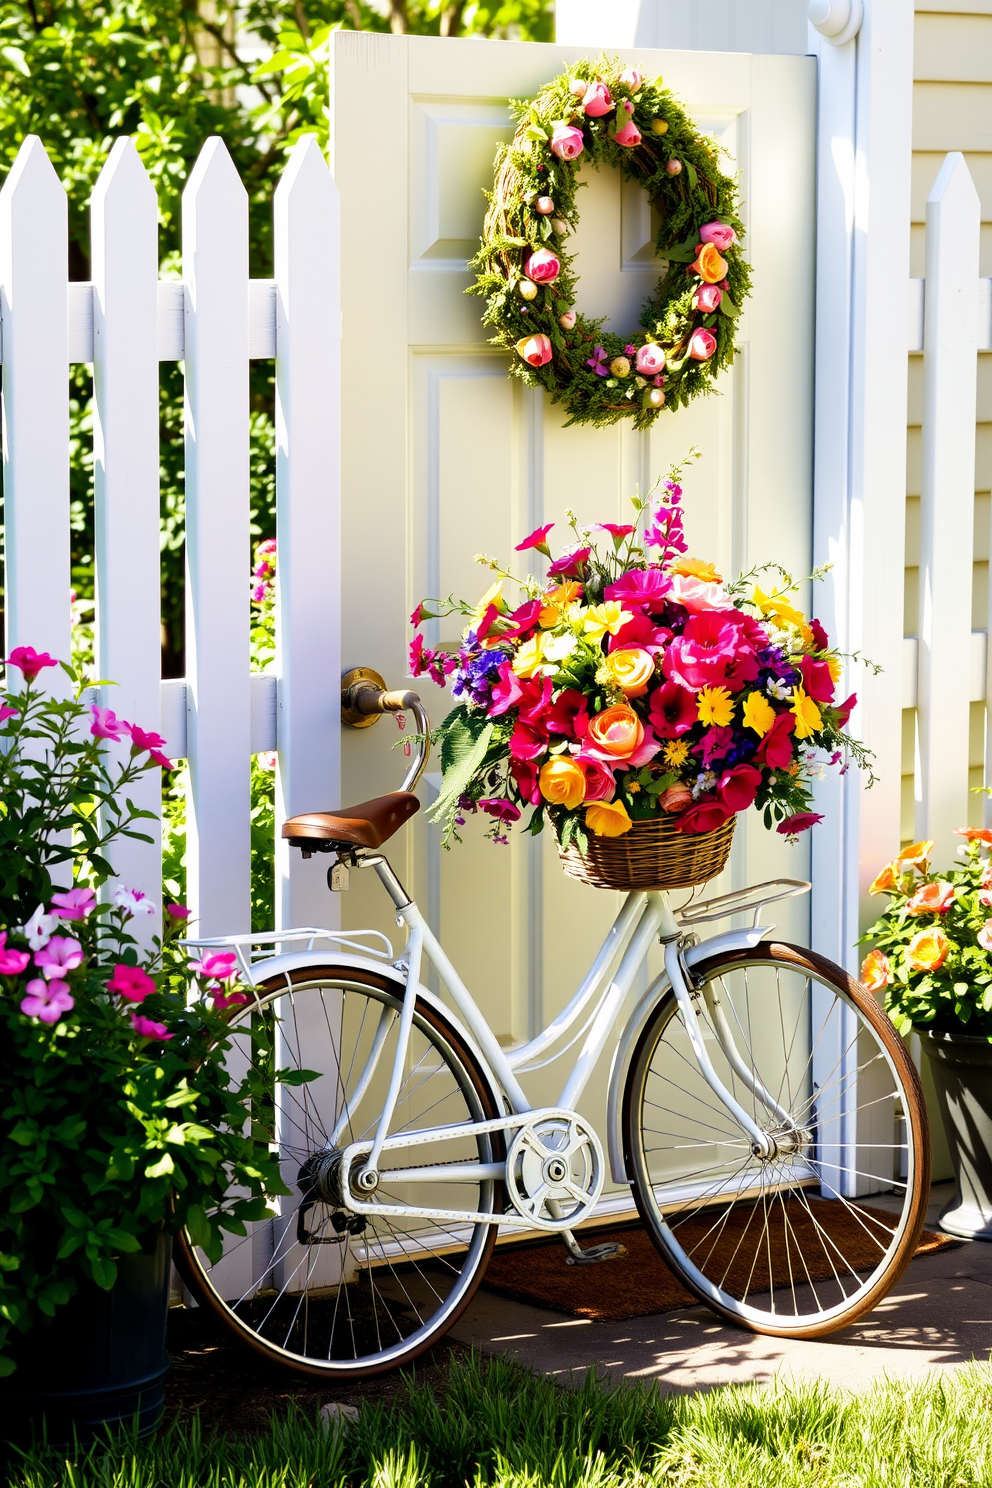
[[341, 668, 421, 728]]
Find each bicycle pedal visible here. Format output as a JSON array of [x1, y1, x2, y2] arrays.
[[564, 1242, 627, 1267]]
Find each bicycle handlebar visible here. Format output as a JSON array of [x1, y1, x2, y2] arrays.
[[342, 677, 432, 794]]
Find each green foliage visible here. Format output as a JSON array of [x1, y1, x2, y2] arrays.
[[862, 835, 992, 1040], [0, 666, 291, 1375], [470, 57, 752, 430], [10, 1353, 992, 1487]]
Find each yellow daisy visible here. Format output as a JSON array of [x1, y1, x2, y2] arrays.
[[697, 686, 735, 728], [663, 740, 690, 767]]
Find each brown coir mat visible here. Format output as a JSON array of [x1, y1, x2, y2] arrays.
[[482, 1201, 962, 1322]]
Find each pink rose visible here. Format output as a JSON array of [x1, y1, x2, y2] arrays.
[[667, 574, 732, 614], [693, 284, 723, 313], [635, 344, 666, 377], [551, 126, 585, 161], [574, 754, 617, 801], [699, 222, 737, 252], [688, 328, 717, 361], [675, 797, 733, 835], [515, 334, 553, 368], [524, 249, 560, 284], [582, 81, 613, 117], [614, 119, 641, 148], [619, 68, 642, 92]]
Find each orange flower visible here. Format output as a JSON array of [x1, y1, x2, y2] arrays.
[[585, 799, 633, 837], [669, 557, 722, 583], [539, 757, 587, 811], [587, 705, 645, 759], [868, 862, 898, 896], [604, 647, 655, 698], [896, 840, 934, 871], [906, 928, 950, 972], [955, 827, 992, 844], [691, 242, 728, 284], [539, 582, 583, 628], [907, 880, 956, 916], [860, 949, 893, 994]]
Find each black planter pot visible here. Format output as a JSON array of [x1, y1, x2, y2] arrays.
[[923, 1029, 992, 1240], [0, 1230, 171, 1449]]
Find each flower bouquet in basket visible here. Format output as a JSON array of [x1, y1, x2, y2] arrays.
[[411, 464, 867, 892]]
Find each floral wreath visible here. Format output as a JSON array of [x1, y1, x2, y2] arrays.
[[469, 57, 752, 430]]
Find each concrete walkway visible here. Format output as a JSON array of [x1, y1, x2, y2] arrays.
[[449, 1184, 992, 1394]]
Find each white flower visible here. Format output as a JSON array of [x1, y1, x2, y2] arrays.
[[114, 886, 156, 918], [692, 771, 716, 799], [541, 632, 578, 664], [766, 677, 793, 701], [21, 905, 57, 952]]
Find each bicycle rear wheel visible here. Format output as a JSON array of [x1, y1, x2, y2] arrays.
[[623, 942, 930, 1337], [174, 965, 503, 1378]]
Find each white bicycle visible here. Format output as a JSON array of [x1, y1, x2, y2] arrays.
[[175, 681, 930, 1378]]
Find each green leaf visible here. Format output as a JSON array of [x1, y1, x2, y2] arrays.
[[718, 293, 741, 318], [90, 1255, 118, 1291], [428, 718, 495, 825], [277, 1067, 320, 1087], [684, 159, 698, 191]]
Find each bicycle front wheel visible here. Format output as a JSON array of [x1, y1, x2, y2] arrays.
[[623, 942, 930, 1337], [174, 965, 503, 1378]]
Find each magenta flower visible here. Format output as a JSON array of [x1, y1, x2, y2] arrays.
[[410, 602, 433, 625], [515, 522, 555, 555], [509, 719, 549, 762], [213, 987, 250, 1012], [166, 903, 191, 920], [663, 611, 762, 693], [128, 723, 169, 755], [608, 614, 671, 655], [130, 1012, 173, 1041], [523, 249, 561, 284], [189, 951, 239, 983], [479, 798, 522, 823], [696, 725, 735, 767], [50, 887, 97, 922], [777, 811, 825, 835], [256, 538, 277, 557], [502, 599, 544, 638], [699, 221, 737, 252], [0, 704, 19, 723], [90, 705, 128, 742], [586, 347, 609, 377], [34, 935, 84, 980], [547, 688, 590, 740], [21, 977, 74, 1024], [604, 569, 672, 610], [573, 753, 617, 801], [4, 646, 58, 682], [547, 547, 591, 579], [106, 963, 156, 1003], [251, 583, 270, 603], [623, 345, 636, 356], [648, 681, 697, 738], [147, 749, 172, 770], [596, 523, 636, 541], [510, 757, 542, 806], [0, 932, 30, 977]]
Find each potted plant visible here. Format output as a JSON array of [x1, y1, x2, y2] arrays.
[[0, 647, 290, 1445], [410, 459, 866, 886], [861, 830, 992, 1239]]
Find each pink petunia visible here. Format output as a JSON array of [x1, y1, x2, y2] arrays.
[[50, 887, 96, 922], [547, 547, 591, 580], [479, 797, 522, 823], [128, 723, 169, 755], [605, 569, 672, 611], [189, 951, 239, 983], [213, 987, 250, 1012], [753, 713, 796, 769], [502, 599, 544, 639], [5, 646, 58, 682], [717, 764, 762, 813], [608, 614, 671, 656], [90, 705, 129, 742], [595, 523, 636, 542], [21, 977, 74, 1024], [166, 903, 191, 920], [34, 935, 84, 980], [106, 963, 156, 1003], [515, 523, 555, 555], [0, 931, 30, 977], [776, 811, 825, 835], [648, 681, 697, 738], [510, 757, 542, 806], [0, 704, 19, 723], [130, 1012, 173, 1041], [663, 610, 762, 693], [489, 663, 531, 717], [509, 719, 549, 762], [547, 689, 590, 740], [516, 676, 553, 728]]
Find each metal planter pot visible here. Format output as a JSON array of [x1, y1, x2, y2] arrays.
[[923, 1029, 992, 1240], [0, 1230, 171, 1449]]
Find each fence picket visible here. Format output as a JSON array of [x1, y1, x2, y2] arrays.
[[0, 136, 70, 678], [91, 139, 163, 938], [182, 138, 251, 936], [273, 137, 341, 931], [916, 152, 980, 860]]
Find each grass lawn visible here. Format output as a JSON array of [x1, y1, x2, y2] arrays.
[[5, 1351, 992, 1488]]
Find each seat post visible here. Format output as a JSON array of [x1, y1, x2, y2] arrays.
[[359, 854, 413, 912]]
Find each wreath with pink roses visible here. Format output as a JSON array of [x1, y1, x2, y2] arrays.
[[469, 57, 751, 430]]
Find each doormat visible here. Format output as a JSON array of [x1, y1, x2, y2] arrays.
[[482, 1201, 962, 1322]]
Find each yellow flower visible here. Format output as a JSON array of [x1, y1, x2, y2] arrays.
[[670, 557, 722, 583], [868, 862, 898, 895], [512, 635, 545, 678], [512, 631, 576, 678], [539, 582, 583, 628], [753, 585, 814, 644], [663, 740, 690, 767], [585, 799, 633, 837], [539, 758, 587, 811], [697, 686, 735, 728], [583, 602, 632, 642], [603, 646, 655, 697], [790, 688, 822, 740], [897, 840, 934, 871], [741, 690, 776, 738], [826, 654, 842, 683]]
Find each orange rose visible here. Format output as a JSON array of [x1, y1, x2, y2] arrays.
[[604, 646, 655, 698], [907, 881, 955, 916], [587, 705, 645, 759], [868, 862, 897, 896], [585, 799, 632, 837], [691, 242, 728, 284], [906, 928, 950, 972], [539, 757, 587, 811], [860, 949, 893, 994], [897, 840, 934, 871]]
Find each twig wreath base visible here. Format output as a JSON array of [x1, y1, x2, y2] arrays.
[[469, 57, 752, 431]]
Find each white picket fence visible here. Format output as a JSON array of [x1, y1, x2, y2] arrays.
[[0, 133, 341, 942]]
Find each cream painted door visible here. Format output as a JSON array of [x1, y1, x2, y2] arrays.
[[329, 32, 817, 1213]]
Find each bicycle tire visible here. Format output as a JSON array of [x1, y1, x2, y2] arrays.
[[175, 964, 504, 1378], [622, 941, 931, 1338]]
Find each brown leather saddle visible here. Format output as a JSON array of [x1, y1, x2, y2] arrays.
[[282, 791, 420, 852]]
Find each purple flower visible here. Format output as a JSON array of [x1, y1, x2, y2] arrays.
[[586, 347, 609, 377], [695, 725, 735, 767], [479, 798, 521, 823], [624, 343, 636, 355]]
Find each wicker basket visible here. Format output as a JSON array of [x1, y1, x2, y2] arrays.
[[554, 811, 736, 892]]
